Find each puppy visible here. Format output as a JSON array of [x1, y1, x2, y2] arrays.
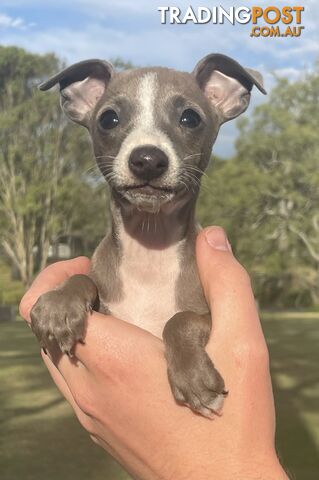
[[31, 53, 265, 417]]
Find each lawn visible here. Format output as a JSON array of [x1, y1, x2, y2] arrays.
[[0, 315, 318, 480], [0, 321, 131, 480], [0, 260, 24, 305]]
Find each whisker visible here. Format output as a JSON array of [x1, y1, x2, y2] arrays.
[[96, 161, 114, 170], [179, 179, 190, 193], [185, 172, 211, 194], [179, 170, 210, 195], [183, 153, 203, 161], [182, 171, 201, 187], [180, 175, 197, 194], [83, 164, 102, 176], [184, 164, 209, 180], [83, 159, 115, 180], [95, 154, 116, 160]]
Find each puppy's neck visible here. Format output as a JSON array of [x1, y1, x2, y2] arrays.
[[110, 192, 198, 251]]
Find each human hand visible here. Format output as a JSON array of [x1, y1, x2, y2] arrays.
[[20, 227, 288, 480]]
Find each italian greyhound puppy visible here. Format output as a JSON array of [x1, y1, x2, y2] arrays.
[[31, 53, 265, 417]]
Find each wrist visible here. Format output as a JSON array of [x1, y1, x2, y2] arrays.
[[170, 456, 289, 480], [234, 457, 289, 480], [206, 453, 289, 480]]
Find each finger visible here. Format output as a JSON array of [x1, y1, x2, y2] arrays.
[[42, 345, 95, 413], [73, 310, 161, 372], [196, 227, 273, 428], [41, 349, 79, 408], [42, 349, 155, 476], [196, 226, 264, 343], [19, 256, 90, 322], [41, 350, 100, 433]]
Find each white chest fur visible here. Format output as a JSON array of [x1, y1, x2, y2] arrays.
[[107, 230, 182, 338]]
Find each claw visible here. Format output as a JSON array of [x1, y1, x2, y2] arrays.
[[86, 303, 93, 314]]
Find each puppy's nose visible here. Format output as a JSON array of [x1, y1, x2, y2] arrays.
[[129, 146, 168, 181]]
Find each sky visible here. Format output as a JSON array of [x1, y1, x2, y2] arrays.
[[0, 0, 318, 156]]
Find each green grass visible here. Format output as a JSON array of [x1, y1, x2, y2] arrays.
[[0, 260, 24, 305], [1, 316, 318, 480], [262, 314, 319, 480], [0, 321, 131, 480]]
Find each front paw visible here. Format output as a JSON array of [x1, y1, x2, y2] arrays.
[[167, 350, 227, 418], [30, 289, 92, 355]]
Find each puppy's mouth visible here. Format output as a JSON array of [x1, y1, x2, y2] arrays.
[[122, 184, 175, 195], [118, 183, 176, 213]]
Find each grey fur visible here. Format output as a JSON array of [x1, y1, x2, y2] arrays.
[[31, 54, 265, 416]]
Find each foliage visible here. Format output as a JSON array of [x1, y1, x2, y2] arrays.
[[0, 45, 60, 107], [111, 57, 137, 71], [0, 321, 130, 480], [0, 259, 24, 304], [198, 67, 319, 307], [0, 45, 318, 307], [0, 47, 109, 286]]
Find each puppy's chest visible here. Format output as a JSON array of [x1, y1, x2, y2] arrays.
[[106, 243, 181, 338]]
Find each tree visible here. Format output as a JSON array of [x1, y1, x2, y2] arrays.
[[0, 47, 108, 286], [198, 66, 319, 307], [236, 67, 319, 306], [0, 45, 60, 108]]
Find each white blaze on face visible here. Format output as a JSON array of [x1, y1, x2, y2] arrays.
[[138, 72, 157, 131], [113, 72, 180, 186]]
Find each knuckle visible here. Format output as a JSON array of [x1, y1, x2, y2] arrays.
[[73, 389, 96, 418], [89, 434, 100, 445], [76, 413, 95, 435], [19, 293, 33, 319], [232, 260, 251, 285], [209, 258, 253, 293]]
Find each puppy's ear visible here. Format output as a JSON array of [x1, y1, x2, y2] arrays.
[[39, 59, 114, 126], [193, 53, 266, 124]]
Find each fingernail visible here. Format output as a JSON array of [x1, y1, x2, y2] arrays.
[[42, 348, 47, 355], [205, 227, 231, 251]]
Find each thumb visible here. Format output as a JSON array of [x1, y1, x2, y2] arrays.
[[19, 256, 91, 322], [196, 226, 263, 343]]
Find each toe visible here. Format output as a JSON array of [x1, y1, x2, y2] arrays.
[[203, 393, 225, 414]]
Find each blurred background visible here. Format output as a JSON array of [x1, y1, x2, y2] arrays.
[[0, 1, 318, 479]]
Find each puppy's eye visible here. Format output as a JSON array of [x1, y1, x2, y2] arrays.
[[180, 109, 201, 129], [99, 110, 119, 130]]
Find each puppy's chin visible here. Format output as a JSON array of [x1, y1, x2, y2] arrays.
[[123, 190, 174, 213]]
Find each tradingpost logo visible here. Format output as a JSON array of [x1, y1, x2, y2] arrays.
[[158, 5, 305, 38]]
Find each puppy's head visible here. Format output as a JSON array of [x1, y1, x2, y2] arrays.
[[40, 54, 265, 213]]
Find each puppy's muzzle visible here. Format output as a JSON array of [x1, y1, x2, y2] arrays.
[[129, 145, 169, 181]]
